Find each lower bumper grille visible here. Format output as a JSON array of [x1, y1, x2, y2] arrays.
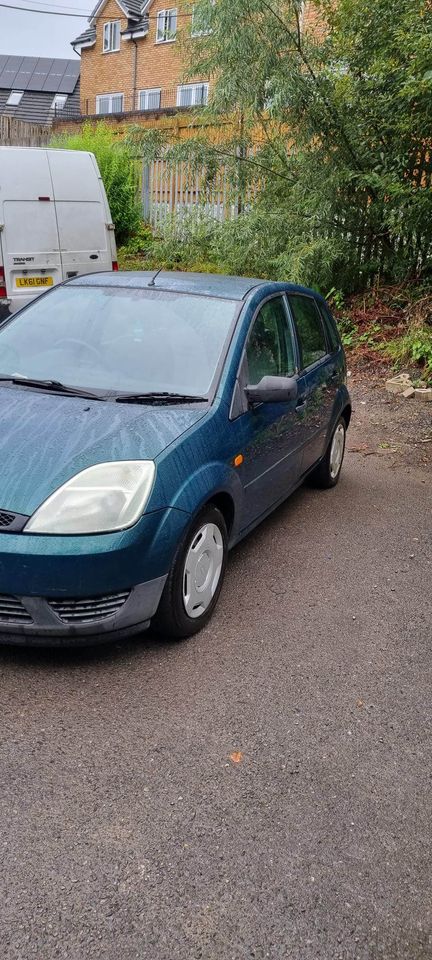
[[48, 591, 130, 624], [0, 511, 16, 529], [0, 595, 33, 624]]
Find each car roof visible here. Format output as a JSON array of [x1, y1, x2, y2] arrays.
[[68, 271, 320, 303]]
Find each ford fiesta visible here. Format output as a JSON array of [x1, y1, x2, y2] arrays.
[[0, 272, 350, 645]]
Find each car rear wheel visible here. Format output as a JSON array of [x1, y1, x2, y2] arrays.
[[311, 417, 346, 488], [153, 504, 228, 639]]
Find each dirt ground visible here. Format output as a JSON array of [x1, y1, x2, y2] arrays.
[[347, 360, 432, 472]]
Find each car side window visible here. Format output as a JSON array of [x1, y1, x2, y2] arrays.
[[288, 295, 328, 369], [246, 297, 295, 385], [319, 301, 340, 353]]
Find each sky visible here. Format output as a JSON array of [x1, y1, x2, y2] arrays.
[[0, 0, 90, 58]]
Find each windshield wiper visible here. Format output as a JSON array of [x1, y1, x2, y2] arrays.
[[115, 392, 207, 405], [0, 376, 106, 401]]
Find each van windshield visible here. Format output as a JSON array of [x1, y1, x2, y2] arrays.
[[0, 285, 238, 397]]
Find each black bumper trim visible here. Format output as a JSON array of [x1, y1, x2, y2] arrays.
[[0, 576, 167, 645]]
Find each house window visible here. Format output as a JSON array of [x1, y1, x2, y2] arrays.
[[96, 93, 124, 114], [51, 94, 67, 111], [6, 90, 24, 106], [156, 8, 177, 42], [103, 20, 120, 52], [176, 82, 209, 107], [191, 2, 213, 37], [139, 88, 161, 111]]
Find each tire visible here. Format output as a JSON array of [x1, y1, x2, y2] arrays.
[[153, 504, 228, 639], [310, 416, 347, 489]]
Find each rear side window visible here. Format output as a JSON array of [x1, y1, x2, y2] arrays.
[[288, 295, 328, 369], [246, 296, 295, 385], [319, 301, 340, 353]]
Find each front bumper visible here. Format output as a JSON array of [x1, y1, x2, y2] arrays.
[[0, 507, 190, 645], [0, 576, 167, 646]]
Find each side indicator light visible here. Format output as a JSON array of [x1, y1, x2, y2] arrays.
[[233, 454, 244, 467]]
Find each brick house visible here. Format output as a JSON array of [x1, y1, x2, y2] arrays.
[[72, 0, 211, 117], [72, 1, 323, 120]]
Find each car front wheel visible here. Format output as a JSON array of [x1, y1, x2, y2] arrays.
[[153, 504, 228, 639], [311, 416, 347, 488]]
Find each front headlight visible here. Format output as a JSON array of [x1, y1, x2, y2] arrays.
[[25, 460, 155, 535]]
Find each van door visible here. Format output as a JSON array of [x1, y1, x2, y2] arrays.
[[1, 200, 62, 310], [0, 147, 62, 312], [47, 150, 112, 279]]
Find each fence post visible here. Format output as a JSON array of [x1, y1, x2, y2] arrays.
[[142, 161, 151, 221]]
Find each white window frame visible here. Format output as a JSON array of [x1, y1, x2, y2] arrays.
[[156, 8, 177, 42], [191, 1, 213, 37], [6, 90, 24, 106], [96, 92, 124, 114], [51, 94, 67, 111], [176, 82, 209, 107], [138, 88, 162, 111], [103, 20, 121, 52]]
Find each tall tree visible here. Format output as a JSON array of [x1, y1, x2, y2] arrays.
[[130, 0, 432, 290]]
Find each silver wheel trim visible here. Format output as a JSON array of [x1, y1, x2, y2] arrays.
[[330, 422, 345, 479], [182, 522, 224, 619]]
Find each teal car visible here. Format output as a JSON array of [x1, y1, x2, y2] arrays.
[[0, 272, 351, 645]]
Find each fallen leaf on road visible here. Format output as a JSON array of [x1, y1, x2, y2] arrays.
[[229, 751, 243, 763]]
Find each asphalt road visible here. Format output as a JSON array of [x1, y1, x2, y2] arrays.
[[1, 398, 431, 960]]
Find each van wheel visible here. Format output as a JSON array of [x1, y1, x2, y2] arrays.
[[311, 417, 346, 488], [153, 505, 228, 639]]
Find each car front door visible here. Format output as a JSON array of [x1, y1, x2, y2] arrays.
[[231, 295, 304, 532], [287, 293, 338, 472]]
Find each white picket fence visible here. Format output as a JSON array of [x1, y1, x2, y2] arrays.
[[141, 157, 255, 227]]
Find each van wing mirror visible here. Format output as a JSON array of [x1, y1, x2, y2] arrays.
[[245, 375, 298, 405]]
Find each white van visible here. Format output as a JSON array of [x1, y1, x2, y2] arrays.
[[0, 147, 117, 320]]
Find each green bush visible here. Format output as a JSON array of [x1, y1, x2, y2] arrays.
[[51, 123, 141, 244], [387, 326, 432, 381]]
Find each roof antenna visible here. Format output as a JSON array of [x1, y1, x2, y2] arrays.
[[148, 267, 163, 287]]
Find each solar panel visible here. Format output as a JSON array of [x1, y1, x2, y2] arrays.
[[12, 57, 38, 91], [58, 61, 80, 94], [0, 56, 79, 94], [26, 59, 52, 91]]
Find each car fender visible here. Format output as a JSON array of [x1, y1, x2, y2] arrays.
[[166, 460, 244, 544]]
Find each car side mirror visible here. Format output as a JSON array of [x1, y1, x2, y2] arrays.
[[245, 375, 298, 405]]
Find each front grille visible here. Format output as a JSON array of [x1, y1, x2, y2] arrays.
[[0, 511, 16, 528], [0, 595, 33, 624], [49, 591, 130, 624]]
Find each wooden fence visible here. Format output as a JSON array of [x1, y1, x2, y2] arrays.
[[0, 115, 50, 147], [140, 155, 258, 227]]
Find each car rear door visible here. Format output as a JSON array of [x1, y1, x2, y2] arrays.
[[287, 293, 338, 472], [231, 294, 304, 531]]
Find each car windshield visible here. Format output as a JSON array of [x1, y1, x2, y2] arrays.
[[0, 285, 238, 397]]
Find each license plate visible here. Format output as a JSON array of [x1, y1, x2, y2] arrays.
[[16, 276, 54, 288]]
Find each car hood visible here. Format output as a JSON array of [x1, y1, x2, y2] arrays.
[[0, 386, 206, 516]]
